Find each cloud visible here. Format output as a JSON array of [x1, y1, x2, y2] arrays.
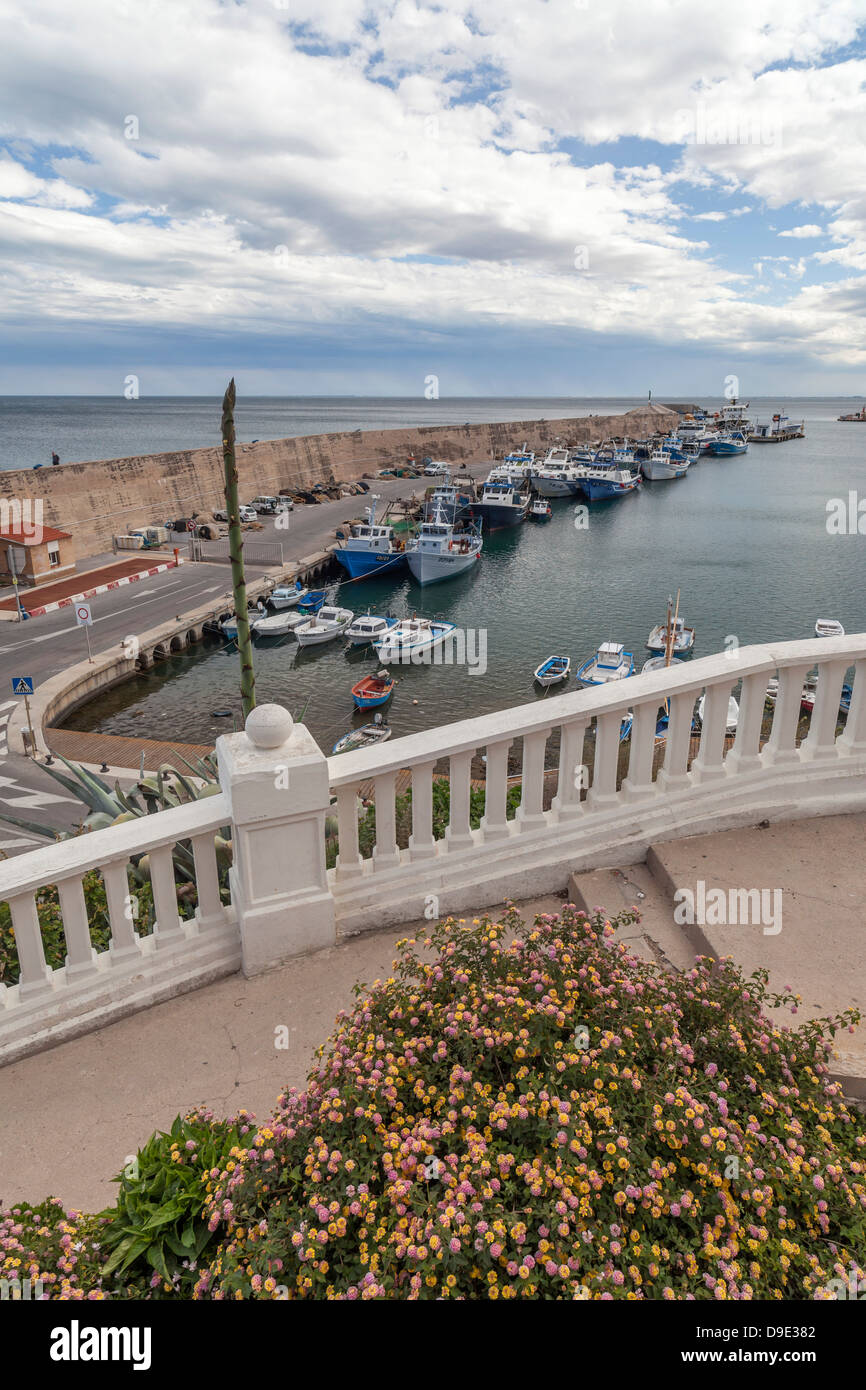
[[0, 0, 864, 385]]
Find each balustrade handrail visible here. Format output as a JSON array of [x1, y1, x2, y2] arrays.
[[326, 634, 866, 784], [0, 792, 230, 899]]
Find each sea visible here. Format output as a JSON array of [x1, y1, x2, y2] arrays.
[[5, 395, 863, 753]]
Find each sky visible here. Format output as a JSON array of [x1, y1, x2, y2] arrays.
[[0, 0, 865, 396]]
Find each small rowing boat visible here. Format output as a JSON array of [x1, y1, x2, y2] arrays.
[[534, 655, 570, 687], [815, 618, 844, 638], [345, 613, 399, 646], [268, 581, 308, 609], [375, 617, 457, 664], [351, 671, 395, 709], [295, 605, 354, 646], [251, 610, 305, 637], [332, 718, 392, 755]]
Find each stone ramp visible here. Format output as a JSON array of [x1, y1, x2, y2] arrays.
[[569, 813, 866, 1097], [46, 728, 216, 774]]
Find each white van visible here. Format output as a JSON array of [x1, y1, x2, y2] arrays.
[[252, 495, 294, 514]]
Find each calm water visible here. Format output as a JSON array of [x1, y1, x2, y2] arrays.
[[0, 393, 859, 471], [64, 411, 866, 752]]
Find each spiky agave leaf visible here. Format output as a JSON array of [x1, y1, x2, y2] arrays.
[[53, 753, 123, 817], [31, 760, 117, 814]]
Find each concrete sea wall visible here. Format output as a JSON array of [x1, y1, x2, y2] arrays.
[[0, 407, 676, 560]]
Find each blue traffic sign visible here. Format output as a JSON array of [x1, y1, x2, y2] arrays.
[[12, 676, 33, 695]]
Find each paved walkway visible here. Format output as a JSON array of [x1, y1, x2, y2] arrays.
[[0, 554, 181, 614], [45, 729, 217, 771]]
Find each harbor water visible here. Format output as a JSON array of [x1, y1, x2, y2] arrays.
[[58, 407, 866, 754]]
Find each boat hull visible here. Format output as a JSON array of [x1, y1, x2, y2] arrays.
[[581, 478, 639, 501], [465, 500, 529, 530], [406, 549, 480, 585], [334, 549, 406, 580]]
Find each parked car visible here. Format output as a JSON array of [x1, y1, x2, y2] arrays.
[[239, 505, 257, 522], [252, 495, 294, 514], [423, 460, 450, 475]]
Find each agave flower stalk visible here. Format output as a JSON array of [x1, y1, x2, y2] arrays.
[[221, 378, 256, 718]]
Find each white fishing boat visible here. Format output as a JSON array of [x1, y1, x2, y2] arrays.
[[294, 605, 354, 647], [251, 610, 305, 637], [534, 655, 570, 687], [647, 613, 695, 653], [696, 693, 739, 732], [268, 582, 308, 609], [640, 447, 688, 481], [576, 642, 634, 685], [405, 510, 482, 586], [530, 498, 552, 520], [375, 617, 457, 664], [642, 654, 684, 673], [815, 618, 844, 638], [220, 609, 262, 639], [345, 613, 399, 646]]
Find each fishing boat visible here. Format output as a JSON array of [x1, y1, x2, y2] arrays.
[[332, 716, 392, 756], [640, 448, 688, 481], [642, 654, 684, 673], [465, 477, 531, 530], [375, 617, 457, 664], [351, 670, 395, 710], [405, 511, 482, 586], [345, 613, 399, 646], [422, 480, 474, 524], [333, 497, 408, 580], [576, 642, 634, 685], [619, 712, 633, 742], [647, 590, 687, 739], [815, 618, 845, 638], [220, 609, 261, 639], [579, 465, 641, 501], [534, 655, 570, 687], [647, 610, 696, 654], [706, 431, 749, 457], [294, 605, 354, 647], [696, 693, 739, 731], [251, 610, 305, 638], [840, 683, 853, 714], [530, 498, 552, 520], [268, 581, 308, 609]]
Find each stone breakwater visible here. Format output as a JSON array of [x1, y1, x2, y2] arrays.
[[0, 406, 676, 560]]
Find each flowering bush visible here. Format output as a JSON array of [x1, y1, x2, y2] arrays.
[[3, 905, 864, 1300], [196, 906, 865, 1300]]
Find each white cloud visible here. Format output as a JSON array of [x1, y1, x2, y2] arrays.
[[779, 224, 825, 238]]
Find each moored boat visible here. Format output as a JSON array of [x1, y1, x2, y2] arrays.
[[268, 581, 308, 609], [696, 693, 739, 731], [298, 588, 328, 613], [294, 605, 354, 646], [530, 498, 552, 520], [465, 478, 531, 531], [706, 431, 749, 457], [375, 617, 457, 664], [815, 618, 845, 638], [251, 610, 305, 637], [332, 717, 392, 756], [576, 642, 634, 685], [351, 670, 395, 709], [640, 447, 688, 481], [405, 511, 482, 586], [333, 497, 408, 580], [647, 613, 696, 654], [534, 655, 570, 687], [345, 613, 399, 646], [579, 466, 641, 502]]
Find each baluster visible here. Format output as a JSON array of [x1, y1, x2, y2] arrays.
[[56, 875, 100, 982], [690, 682, 732, 784], [802, 659, 848, 761], [9, 892, 52, 998], [372, 770, 400, 870], [586, 711, 621, 811], [622, 701, 660, 801], [409, 760, 438, 861], [838, 658, 866, 754], [445, 750, 475, 850], [656, 691, 694, 793], [763, 663, 811, 766], [150, 843, 186, 949], [552, 718, 588, 818], [190, 832, 226, 930], [103, 860, 144, 962], [725, 672, 766, 776], [334, 783, 364, 878], [480, 739, 511, 842], [516, 729, 549, 830]]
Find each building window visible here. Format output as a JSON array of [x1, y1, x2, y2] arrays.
[[47, 543, 60, 568]]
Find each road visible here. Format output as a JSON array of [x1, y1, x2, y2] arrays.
[[0, 462, 494, 853]]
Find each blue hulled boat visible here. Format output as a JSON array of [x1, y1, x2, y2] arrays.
[[579, 466, 641, 501], [334, 498, 408, 580], [707, 431, 749, 456]]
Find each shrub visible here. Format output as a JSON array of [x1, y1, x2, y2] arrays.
[[194, 906, 866, 1300]]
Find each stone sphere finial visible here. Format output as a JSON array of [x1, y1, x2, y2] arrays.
[[245, 703, 294, 749]]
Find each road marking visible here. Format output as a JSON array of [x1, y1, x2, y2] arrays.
[[0, 582, 222, 650], [0, 834, 42, 849], [0, 699, 16, 758], [0, 775, 77, 807]]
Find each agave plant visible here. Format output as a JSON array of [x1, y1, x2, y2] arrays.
[[0, 752, 231, 887]]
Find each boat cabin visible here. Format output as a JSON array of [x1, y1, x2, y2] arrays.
[[597, 642, 625, 669]]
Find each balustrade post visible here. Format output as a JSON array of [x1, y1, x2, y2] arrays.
[[480, 739, 512, 842], [690, 682, 732, 784], [763, 663, 811, 767], [802, 659, 848, 761], [551, 719, 588, 819], [656, 691, 694, 793], [725, 673, 766, 776], [516, 729, 549, 830], [409, 760, 438, 860], [9, 893, 52, 999], [56, 876, 100, 982], [585, 711, 621, 811], [621, 701, 658, 802], [838, 658, 866, 754], [334, 783, 364, 879], [371, 771, 401, 870], [445, 750, 475, 850], [217, 704, 336, 975]]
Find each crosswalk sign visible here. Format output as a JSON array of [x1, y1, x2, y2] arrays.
[[12, 676, 33, 695]]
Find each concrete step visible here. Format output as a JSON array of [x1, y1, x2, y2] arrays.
[[567, 862, 699, 973]]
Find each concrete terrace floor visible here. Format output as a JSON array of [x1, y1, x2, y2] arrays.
[[1, 811, 864, 1214]]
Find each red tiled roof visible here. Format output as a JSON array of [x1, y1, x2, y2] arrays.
[[0, 523, 72, 545]]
